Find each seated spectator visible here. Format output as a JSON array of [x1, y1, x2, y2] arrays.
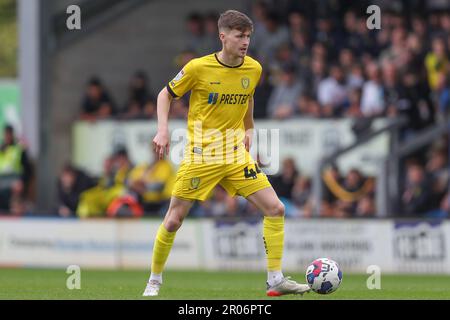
[[304, 56, 327, 97], [0, 125, 33, 214], [121, 71, 157, 119], [322, 166, 374, 217], [253, 70, 273, 118], [331, 169, 365, 218], [169, 98, 189, 119], [345, 88, 363, 117], [267, 63, 303, 119], [80, 77, 116, 121], [339, 48, 355, 74], [430, 191, 449, 218], [295, 93, 313, 116], [379, 27, 410, 69], [361, 62, 385, 117], [317, 64, 349, 117], [401, 160, 433, 216], [185, 12, 205, 54], [425, 36, 448, 92], [57, 164, 95, 217], [120, 147, 176, 216], [355, 195, 376, 217], [269, 157, 299, 200], [291, 176, 313, 217], [255, 11, 290, 65], [426, 148, 449, 205], [347, 63, 364, 90], [201, 12, 221, 54], [76, 147, 132, 218]]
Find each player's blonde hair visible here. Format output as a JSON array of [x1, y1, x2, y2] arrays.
[[218, 10, 253, 33]]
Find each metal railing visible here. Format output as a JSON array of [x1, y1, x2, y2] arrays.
[[312, 116, 408, 217]]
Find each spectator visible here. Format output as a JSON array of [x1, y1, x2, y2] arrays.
[[202, 12, 221, 53], [291, 175, 312, 217], [76, 147, 132, 218], [185, 12, 204, 54], [121, 71, 156, 119], [361, 62, 385, 117], [426, 148, 449, 205], [392, 69, 434, 132], [269, 157, 299, 200], [123, 147, 176, 215], [381, 62, 401, 110], [379, 27, 410, 69], [332, 169, 365, 217], [304, 56, 327, 98], [401, 161, 433, 216], [253, 70, 273, 118], [248, 0, 269, 58], [342, 10, 364, 54], [314, 16, 340, 57], [80, 77, 116, 121], [317, 64, 348, 117], [355, 195, 376, 217], [169, 99, 189, 119], [339, 48, 355, 74], [347, 63, 364, 90], [0, 125, 33, 214], [267, 63, 303, 119], [290, 30, 311, 71], [295, 93, 312, 116], [57, 164, 95, 217], [425, 36, 448, 92], [255, 11, 290, 64], [345, 88, 363, 118]]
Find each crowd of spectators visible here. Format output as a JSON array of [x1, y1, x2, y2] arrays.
[[71, 0, 450, 218], [400, 135, 449, 218], [80, 1, 450, 128], [3, 0, 450, 218], [55, 145, 176, 218]]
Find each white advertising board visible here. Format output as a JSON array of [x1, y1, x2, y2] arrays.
[[73, 119, 389, 176], [1, 218, 448, 274]]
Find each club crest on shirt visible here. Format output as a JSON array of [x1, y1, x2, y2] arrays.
[[174, 69, 185, 81], [241, 77, 250, 89], [190, 177, 200, 189]]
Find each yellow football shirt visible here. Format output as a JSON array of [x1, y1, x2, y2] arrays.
[[167, 53, 262, 163]]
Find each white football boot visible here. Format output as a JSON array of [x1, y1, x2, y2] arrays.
[[266, 276, 311, 297], [143, 280, 161, 297]]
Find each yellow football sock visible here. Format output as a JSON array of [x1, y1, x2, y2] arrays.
[[151, 224, 177, 274], [263, 216, 284, 272]]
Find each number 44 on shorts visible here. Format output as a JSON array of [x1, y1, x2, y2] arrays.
[[243, 164, 261, 179]]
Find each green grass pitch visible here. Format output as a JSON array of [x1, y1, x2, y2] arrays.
[[1, 268, 450, 300]]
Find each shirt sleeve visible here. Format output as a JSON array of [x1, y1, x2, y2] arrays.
[[167, 59, 197, 99], [251, 63, 263, 96]]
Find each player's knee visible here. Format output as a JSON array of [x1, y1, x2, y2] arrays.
[[267, 201, 285, 217], [165, 215, 184, 232], [164, 205, 188, 231]]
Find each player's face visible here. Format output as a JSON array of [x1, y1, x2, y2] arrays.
[[222, 29, 251, 58]]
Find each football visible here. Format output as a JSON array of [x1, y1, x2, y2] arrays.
[[305, 258, 342, 294]]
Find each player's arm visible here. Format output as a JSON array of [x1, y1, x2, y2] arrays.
[[243, 96, 254, 152], [153, 59, 197, 159], [152, 87, 173, 159]]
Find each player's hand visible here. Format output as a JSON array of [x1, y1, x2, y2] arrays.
[[244, 129, 253, 152], [153, 129, 170, 159]]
